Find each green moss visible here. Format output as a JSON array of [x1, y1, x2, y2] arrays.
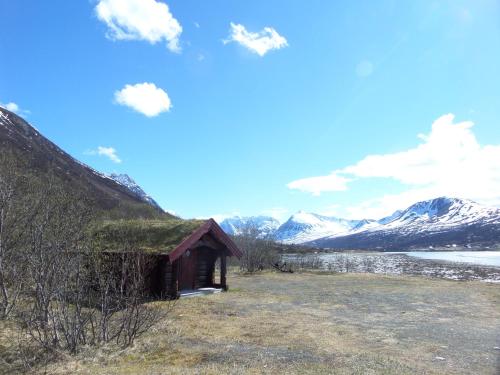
[[93, 218, 206, 254]]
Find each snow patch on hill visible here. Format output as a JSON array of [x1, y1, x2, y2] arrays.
[[219, 216, 280, 238], [274, 211, 367, 244], [108, 173, 163, 211]]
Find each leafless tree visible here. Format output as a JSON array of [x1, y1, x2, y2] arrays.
[[12, 175, 167, 354], [331, 253, 357, 273], [233, 223, 279, 273], [89, 251, 167, 347], [362, 256, 375, 273], [283, 255, 323, 271], [20, 179, 95, 353], [0, 155, 33, 318], [0, 154, 170, 357]]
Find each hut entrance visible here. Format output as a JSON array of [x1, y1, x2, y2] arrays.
[[177, 246, 224, 292], [195, 247, 218, 289]]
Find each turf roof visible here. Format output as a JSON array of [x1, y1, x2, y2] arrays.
[[93, 218, 207, 254]]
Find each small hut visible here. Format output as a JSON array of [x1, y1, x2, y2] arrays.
[[95, 218, 242, 298]]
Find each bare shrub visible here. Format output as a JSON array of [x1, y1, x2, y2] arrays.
[[90, 252, 168, 347], [280, 255, 324, 272], [326, 253, 359, 273], [362, 256, 375, 273], [0, 171, 169, 355], [232, 223, 279, 273], [19, 180, 93, 353], [0, 155, 33, 318], [295, 255, 323, 270]]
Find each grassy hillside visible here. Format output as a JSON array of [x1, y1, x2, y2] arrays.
[[0, 107, 171, 220]]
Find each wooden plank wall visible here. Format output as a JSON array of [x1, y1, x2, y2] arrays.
[[159, 257, 177, 297]]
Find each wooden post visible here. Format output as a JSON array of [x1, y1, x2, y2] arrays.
[[159, 256, 168, 298], [171, 260, 180, 299], [211, 255, 216, 287], [220, 252, 227, 291]]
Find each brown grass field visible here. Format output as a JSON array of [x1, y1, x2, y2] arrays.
[[1, 271, 500, 374]]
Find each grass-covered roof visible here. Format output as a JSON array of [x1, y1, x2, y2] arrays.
[[93, 218, 207, 254]]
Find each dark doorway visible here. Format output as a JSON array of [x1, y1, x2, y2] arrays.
[[178, 250, 196, 290], [195, 247, 218, 289]]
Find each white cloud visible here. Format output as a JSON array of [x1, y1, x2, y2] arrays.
[[203, 209, 289, 223], [342, 189, 447, 220], [86, 146, 122, 163], [319, 204, 342, 217], [287, 173, 350, 196], [95, 0, 182, 52], [98, 146, 122, 163], [0, 101, 30, 116], [2, 102, 19, 112], [288, 114, 500, 218], [224, 22, 288, 57], [200, 212, 240, 223], [115, 82, 172, 117], [261, 207, 289, 222], [165, 209, 177, 216]]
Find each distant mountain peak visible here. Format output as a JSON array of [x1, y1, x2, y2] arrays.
[[273, 211, 369, 244], [219, 215, 280, 238], [107, 173, 163, 212]]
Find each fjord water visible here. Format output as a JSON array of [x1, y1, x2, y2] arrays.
[[399, 251, 500, 267]]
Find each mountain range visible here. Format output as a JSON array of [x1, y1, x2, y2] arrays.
[[220, 197, 500, 250], [2, 106, 499, 250]]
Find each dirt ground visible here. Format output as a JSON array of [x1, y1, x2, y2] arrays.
[[2, 272, 500, 374]]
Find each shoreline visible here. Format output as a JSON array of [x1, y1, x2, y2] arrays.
[[283, 251, 500, 283]]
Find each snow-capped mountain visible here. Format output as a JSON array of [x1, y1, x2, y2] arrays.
[[273, 211, 370, 244], [376, 197, 500, 229], [219, 198, 500, 249], [311, 197, 500, 250], [219, 216, 280, 238], [108, 173, 163, 211]]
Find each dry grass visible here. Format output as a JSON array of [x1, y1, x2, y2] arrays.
[[2, 272, 500, 374]]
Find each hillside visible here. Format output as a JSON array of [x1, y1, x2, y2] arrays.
[[0, 107, 170, 219]]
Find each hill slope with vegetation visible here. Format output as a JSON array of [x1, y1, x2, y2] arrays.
[[0, 107, 169, 220]]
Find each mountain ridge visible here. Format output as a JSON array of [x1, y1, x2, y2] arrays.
[[310, 197, 500, 250], [218, 197, 500, 249], [108, 173, 164, 212], [0, 107, 169, 219], [219, 215, 280, 238]]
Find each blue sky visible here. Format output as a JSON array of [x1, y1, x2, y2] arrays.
[[1, 0, 500, 221]]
